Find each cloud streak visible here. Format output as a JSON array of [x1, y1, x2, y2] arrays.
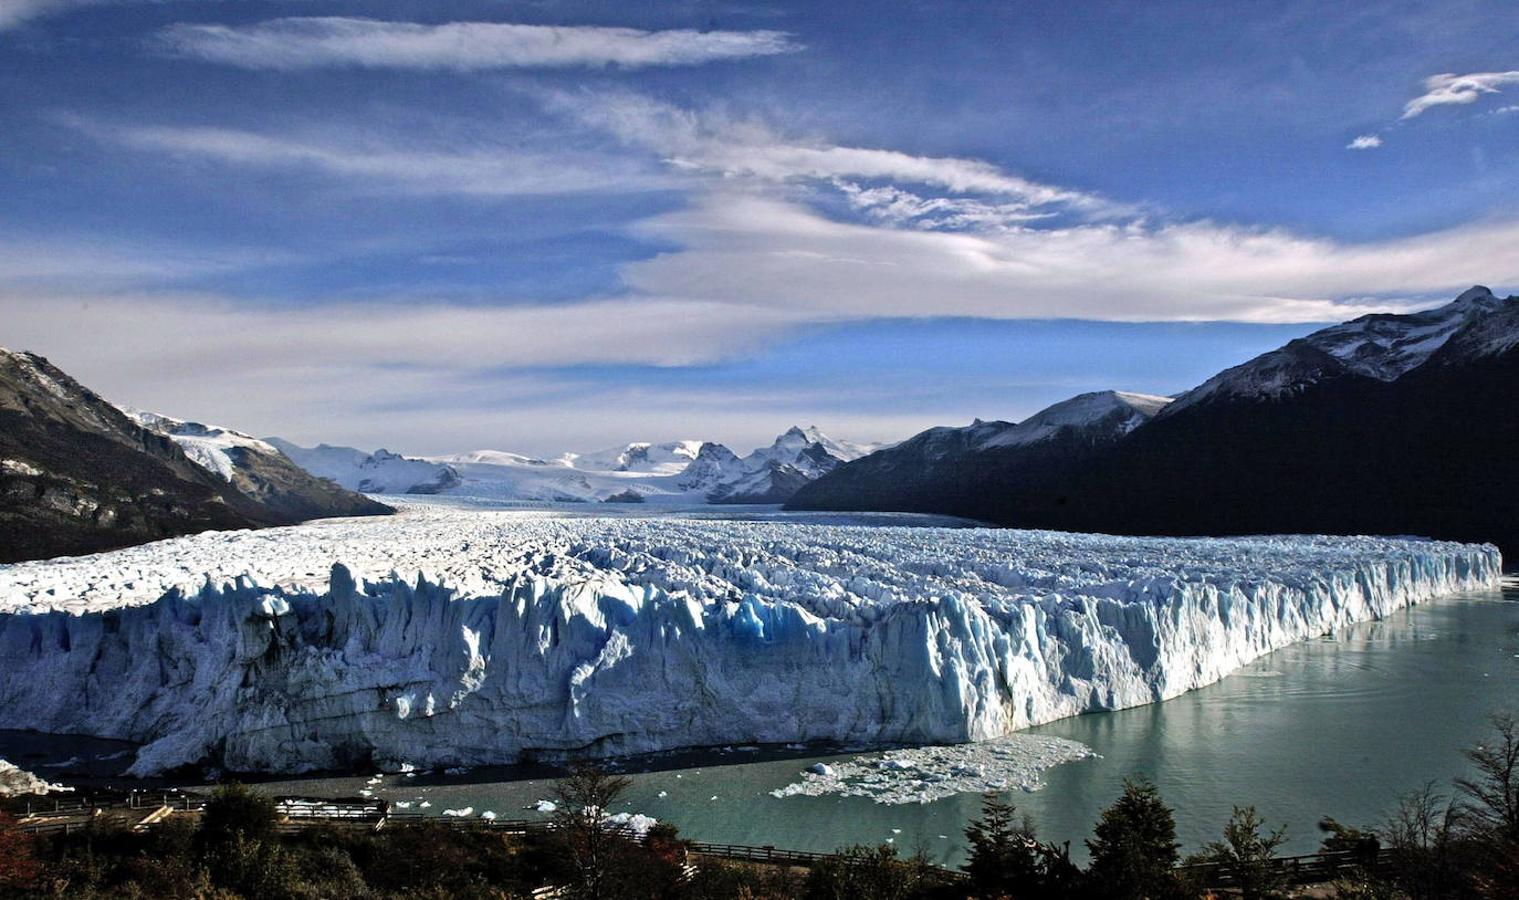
[[1402, 70, 1519, 119], [550, 91, 1111, 214], [71, 119, 668, 196], [160, 17, 801, 71], [1346, 134, 1382, 150]]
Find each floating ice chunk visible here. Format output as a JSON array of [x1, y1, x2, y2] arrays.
[[533, 800, 557, 813], [808, 763, 834, 776], [480, 811, 496, 820], [605, 812, 657, 836], [442, 806, 473, 817]]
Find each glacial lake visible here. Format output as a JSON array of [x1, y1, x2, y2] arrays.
[[219, 580, 1517, 866]]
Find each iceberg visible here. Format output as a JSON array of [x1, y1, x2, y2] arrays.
[[0, 506, 1500, 776]]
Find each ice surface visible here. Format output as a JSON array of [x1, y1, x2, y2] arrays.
[[0, 506, 1499, 776], [771, 734, 1096, 804], [0, 759, 72, 797]]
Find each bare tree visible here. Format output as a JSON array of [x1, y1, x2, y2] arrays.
[[551, 763, 635, 900], [1380, 781, 1461, 900], [1456, 712, 1519, 844]]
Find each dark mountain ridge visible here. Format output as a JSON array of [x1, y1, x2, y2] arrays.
[[789, 287, 1519, 560]]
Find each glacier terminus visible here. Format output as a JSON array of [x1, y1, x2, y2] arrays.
[[0, 503, 1500, 777]]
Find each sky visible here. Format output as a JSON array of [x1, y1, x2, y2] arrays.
[[2, 0, 1517, 455]]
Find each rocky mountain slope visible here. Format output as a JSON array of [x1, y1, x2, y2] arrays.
[[0, 349, 388, 563]]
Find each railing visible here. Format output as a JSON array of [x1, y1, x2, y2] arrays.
[[1177, 848, 1395, 887]]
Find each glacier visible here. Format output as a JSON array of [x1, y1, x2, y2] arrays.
[[0, 505, 1500, 777]]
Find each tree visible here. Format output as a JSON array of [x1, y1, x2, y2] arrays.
[[963, 791, 1078, 898], [963, 792, 1041, 895], [1195, 806, 1288, 900], [550, 763, 636, 900], [1085, 777, 1185, 899]]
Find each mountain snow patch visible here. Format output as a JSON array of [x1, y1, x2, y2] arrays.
[[0, 506, 1500, 776]]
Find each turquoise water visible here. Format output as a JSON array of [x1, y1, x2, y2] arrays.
[[241, 583, 1517, 866]]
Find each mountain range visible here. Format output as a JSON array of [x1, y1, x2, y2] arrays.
[[0, 349, 389, 563], [789, 285, 1519, 559], [271, 425, 877, 505]]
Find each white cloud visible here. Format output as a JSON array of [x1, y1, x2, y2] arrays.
[[70, 119, 668, 196], [0, 288, 811, 453], [622, 190, 1519, 324], [834, 181, 1055, 231], [160, 17, 801, 71], [548, 91, 1111, 214], [1401, 70, 1519, 119], [0, 0, 88, 30], [1346, 134, 1382, 150]]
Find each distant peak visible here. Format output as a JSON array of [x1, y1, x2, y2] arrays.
[[1455, 285, 1494, 304]]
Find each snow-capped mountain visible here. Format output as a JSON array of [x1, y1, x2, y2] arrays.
[[978, 391, 1171, 449], [789, 391, 1172, 514], [271, 427, 870, 505], [122, 410, 396, 523], [266, 440, 460, 495], [568, 440, 707, 474], [1165, 286, 1509, 414], [674, 442, 747, 492], [708, 426, 878, 503]]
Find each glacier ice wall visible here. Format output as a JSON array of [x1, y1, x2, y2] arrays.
[[0, 508, 1501, 775]]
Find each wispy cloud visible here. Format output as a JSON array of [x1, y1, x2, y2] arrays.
[[623, 190, 1519, 324], [69, 118, 668, 196], [1401, 70, 1519, 119], [547, 91, 1116, 222], [160, 17, 801, 71], [1346, 134, 1382, 150]]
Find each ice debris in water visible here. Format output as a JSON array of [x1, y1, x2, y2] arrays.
[[442, 807, 473, 817], [770, 735, 1097, 805], [533, 800, 557, 813]]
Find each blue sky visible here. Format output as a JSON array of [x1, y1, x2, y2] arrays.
[[2, 0, 1517, 454]]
